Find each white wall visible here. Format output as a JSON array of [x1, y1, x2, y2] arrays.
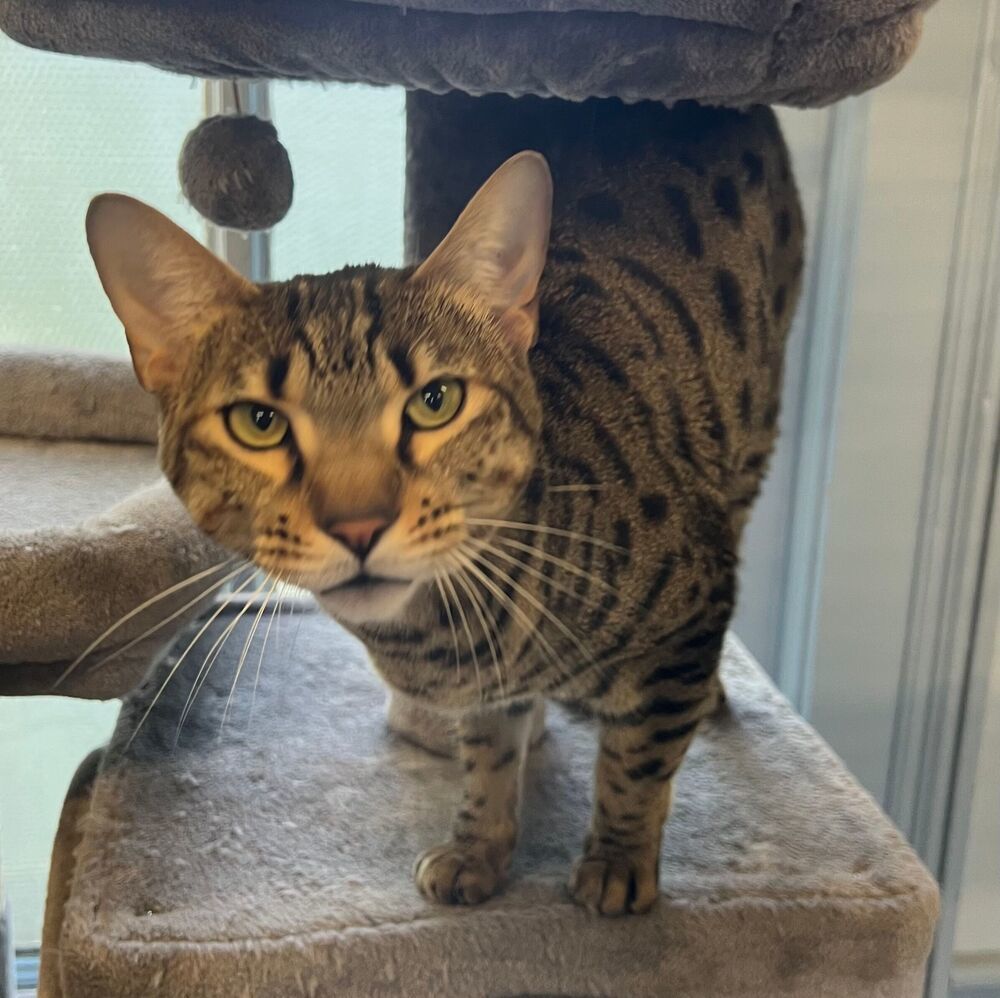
[[954, 613, 1000, 957], [805, 0, 984, 802], [733, 107, 830, 672]]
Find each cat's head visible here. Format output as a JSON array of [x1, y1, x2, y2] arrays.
[[87, 152, 551, 624]]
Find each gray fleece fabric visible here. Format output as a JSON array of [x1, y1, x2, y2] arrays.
[[1, 0, 933, 107], [44, 612, 938, 998], [0, 349, 156, 445]]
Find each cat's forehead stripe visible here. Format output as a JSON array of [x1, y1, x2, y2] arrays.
[[292, 327, 319, 373], [388, 344, 415, 388], [362, 274, 384, 371], [267, 354, 290, 399]]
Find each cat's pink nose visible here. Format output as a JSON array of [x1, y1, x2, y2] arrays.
[[327, 517, 391, 560]]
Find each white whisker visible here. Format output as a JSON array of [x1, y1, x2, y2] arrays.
[[465, 547, 598, 673], [122, 568, 259, 753], [52, 558, 239, 689], [434, 573, 463, 686], [465, 517, 628, 554], [452, 549, 568, 684], [447, 556, 506, 699], [221, 574, 280, 734], [468, 537, 609, 610], [174, 573, 271, 743], [491, 535, 629, 602], [440, 569, 482, 701], [250, 577, 286, 723]]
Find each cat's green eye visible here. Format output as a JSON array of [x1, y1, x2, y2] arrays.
[[405, 378, 465, 430], [225, 402, 290, 450]]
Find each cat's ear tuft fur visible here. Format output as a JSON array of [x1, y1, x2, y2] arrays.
[[412, 151, 552, 351], [86, 194, 258, 393]]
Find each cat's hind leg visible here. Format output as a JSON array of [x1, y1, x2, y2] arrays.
[[415, 698, 538, 905], [568, 642, 721, 915]]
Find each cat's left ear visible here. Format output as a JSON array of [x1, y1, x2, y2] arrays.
[[86, 194, 258, 394], [412, 151, 552, 351]]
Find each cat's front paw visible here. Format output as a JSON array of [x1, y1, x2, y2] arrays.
[[568, 846, 659, 916], [415, 842, 506, 906]]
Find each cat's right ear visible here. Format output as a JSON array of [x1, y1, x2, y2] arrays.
[[86, 194, 258, 394], [411, 151, 552, 352]]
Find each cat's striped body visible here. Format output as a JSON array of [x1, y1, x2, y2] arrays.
[[363, 100, 801, 717], [87, 97, 803, 915], [363, 99, 803, 912]]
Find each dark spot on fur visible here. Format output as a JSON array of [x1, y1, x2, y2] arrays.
[[740, 381, 753, 428], [549, 245, 586, 264], [677, 630, 722, 652], [773, 284, 788, 319], [651, 719, 702, 743], [741, 150, 765, 188], [388, 344, 414, 387], [566, 273, 607, 299], [663, 185, 704, 258], [715, 269, 746, 351], [578, 192, 623, 224], [626, 758, 663, 780], [461, 735, 492, 747], [639, 493, 669, 523], [776, 208, 792, 246], [491, 748, 517, 770], [506, 700, 534, 717], [525, 472, 545, 506], [712, 176, 743, 225], [267, 355, 289, 398]]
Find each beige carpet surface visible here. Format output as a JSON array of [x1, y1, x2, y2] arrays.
[[48, 610, 938, 997]]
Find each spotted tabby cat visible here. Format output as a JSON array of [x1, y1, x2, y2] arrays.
[[87, 99, 802, 916]]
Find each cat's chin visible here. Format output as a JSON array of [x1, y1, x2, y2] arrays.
[[314, 576, 418, 625]]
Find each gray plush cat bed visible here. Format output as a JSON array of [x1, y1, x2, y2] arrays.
[[2, 0, 931, 108], [40, 609, 938, 998], [0, 350, 224, 699]]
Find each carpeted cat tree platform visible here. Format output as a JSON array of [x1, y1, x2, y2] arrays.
[[0, 1, 939, 995]]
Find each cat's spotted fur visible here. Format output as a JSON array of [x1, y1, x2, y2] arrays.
[[87, 98, 803, 915]]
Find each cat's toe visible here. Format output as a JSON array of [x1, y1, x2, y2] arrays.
[[568, 848, 659, 916], [415, 843, 502, 905]]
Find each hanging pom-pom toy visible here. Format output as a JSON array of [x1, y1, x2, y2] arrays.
[[179, 113, 293, 231]]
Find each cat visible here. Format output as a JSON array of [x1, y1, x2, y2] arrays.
[[86, 98, 802, 916]]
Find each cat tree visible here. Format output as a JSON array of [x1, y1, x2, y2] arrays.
[[0, 1, 939, 996]]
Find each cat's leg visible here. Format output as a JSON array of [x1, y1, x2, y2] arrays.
[[569, 656, 719, 916], [415, 698, 538, 905]]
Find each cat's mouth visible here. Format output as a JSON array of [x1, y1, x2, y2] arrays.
[[319, 570, 413, 595], [316, 572, 416, 623]]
